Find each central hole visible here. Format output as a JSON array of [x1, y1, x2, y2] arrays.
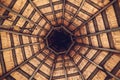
[[49, 29, 72, 52]]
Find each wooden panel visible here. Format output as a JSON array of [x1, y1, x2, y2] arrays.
[[66, 4, 77, 14], [83, 64, 96, 79], [91, 0, 109, 7], [78, 11, 90, 20], [67, 67, 78, 74], [3, 50, 14, 72], [15, 48, 23, 64], [106, 6, 118, 28], [90, 36, 98, 46], [92, 70, 106, 80], [40, 64, 50, 75], [34, 72, 47, 80], [69, 0, 82, 6], [13, 34, 20, 46], [111, 31, 120, 50], [20, 64, 34, 75], [22, 36, 29, 44], [24, 46, 32, 59], [68, 75, 81, 80], [53, 69, 64, 76], [11, 71, 28, 80], [54, 4, 62, 10], [96, 14, 105, 31], [73, 53, 82, 64], [1, 32, 11, 48], [78, 59, 88, 70], [12, 0, 27, 12], [94, 51, 108, 64], [104, 54, 120, 71], [82, 2, 98, 14], [86, 49, 97, 59], [29, 58, 40, 67], [100, 33, 110, 48], [22, 4, 34, 18]]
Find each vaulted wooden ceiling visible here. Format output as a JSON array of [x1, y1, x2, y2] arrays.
[[0, 0, 120, 80]]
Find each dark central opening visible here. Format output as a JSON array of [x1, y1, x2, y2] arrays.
[[48, 29, 72, 52]]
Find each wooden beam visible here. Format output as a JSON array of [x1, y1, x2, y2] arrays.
[[62, 55, 68, 80], [78, 43, 120, 53], [0, 3, 42, 29], [76, 27, 120, 38], [62, 0, 66, 23], [111, 0, 120, 26], [28, 0, 53, 26], [0, 42, 40, 51], [69, 55, 85, 80], [65, 9, 85, 22], [10, 1, 29, 30], [37, 1, 62, 9], [29, 53, 51, 80], [49, 56, 57, 80], [73, 0, 117, 33], [49, 0, 58, 25], [0, 47, 46, 80], [78, 52, 120, 80], [67, 0, 86, 26], [101, 11, 115, 48], [86, 0, 101, 10], [0, 27, 41, 38], [66, 1, 92, 16], [88, 53, 113, 80]]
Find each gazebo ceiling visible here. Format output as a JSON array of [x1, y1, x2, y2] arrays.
[[0, 0, 120, 80]]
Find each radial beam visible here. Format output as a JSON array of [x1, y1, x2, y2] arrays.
[[62, 55, 68, 80], [73, 0, 117, 33], [76, 27, 120, 38], [29, 53, 51, 80], [28, 0, 53, 26], [0, 3, 42, 29], [49, 56, 57, 80], [69, 55, 85, 80], [78, 43, 120, 53], [67, 0, 86, 26], [0, 42, 40, 51], [0, 27, 41, 38], [0, 47, 45, 80], [78, 52, 120, 80], [49, 0, 58, 25], [62, 0, 66, 23]]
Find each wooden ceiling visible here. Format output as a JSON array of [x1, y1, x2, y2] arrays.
[[0, 0, 120, 80]]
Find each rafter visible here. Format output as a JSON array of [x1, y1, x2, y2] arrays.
[[66, 1, 92, 16], [0, 3, 43, 30], [62, 0, 66, 23], [49, 0, 58, 25], [0, 42, 40, 52], [77, 52, 120, 80], [76, 27, 120, 38], [77, 43, 120, 53], [28, 0, 53, 26], [69, 55, 85, 80], [101, 11, 115, 48], [0, 27, 41, 38], [0, 47, 46, 80], [49, 56, 57, 80], [67, 0, 86, 26], [73, 0, 117, 33], [62, 55, 68, 80], [37, 1, 62, 9], [29, 53, 51, 80]]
